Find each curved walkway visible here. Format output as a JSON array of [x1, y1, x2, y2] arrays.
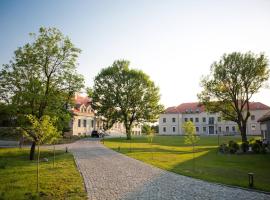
[[70, 139, 270, 200]]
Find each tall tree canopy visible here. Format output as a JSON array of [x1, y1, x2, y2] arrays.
[[198, 52, 269, 143], [0, 27, 84, 159], [92, 60, 164, 139]]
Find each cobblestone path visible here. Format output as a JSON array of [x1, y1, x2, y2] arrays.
[[70, 139, 270, 200]]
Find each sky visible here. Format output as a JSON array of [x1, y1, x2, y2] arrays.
[[1, 0, 270, 108]]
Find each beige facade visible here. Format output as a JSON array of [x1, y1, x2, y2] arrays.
[[70, 94, 142, 136], [159, 102, 270, 136]]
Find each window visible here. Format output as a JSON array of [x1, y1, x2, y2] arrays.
[[163, 118, 166, 123], [251, 115, 255, 120], [184, 118, 188, 122], [78, 119, 81, 127], [91, 120, 94, 128], [83, 120, 87, 127], [203, 127, 206, 132], [209, 117, 215, 124], [226, 126, 229, 132], [251, 124, 256, 131], [218, 127, 221, 133], [196, 127, 199, 132], [195, 117, 199, 123], [163, 127, 166, 132], [232, 126, 235, 132], [218, 117, 221, 122], [203, 117, 206, 122], [190, 118, 193, 122], [172, 126, 176, 132], [196, 108, 200, 113], [172, 117, 176, 123]]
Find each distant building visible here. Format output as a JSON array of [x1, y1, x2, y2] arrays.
[[159, 102, 270, 136], [258, 111, 270, 142], [68, 94, 141, 136]]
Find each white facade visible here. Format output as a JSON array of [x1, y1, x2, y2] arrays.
[[159, 103, 270, 136], [70, 95, 142, 136]]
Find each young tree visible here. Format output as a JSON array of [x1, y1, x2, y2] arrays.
[[198, 52, 269, 143], [182, 121, 200, 171], [92, 60, 164, 140], [0, 27, 84, 160], [23, 115, 61, 193]]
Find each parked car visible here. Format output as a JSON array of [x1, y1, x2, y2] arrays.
[[91, 130, 100, 138]]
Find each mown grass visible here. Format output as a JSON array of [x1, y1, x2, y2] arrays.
[[104, 135, 270, 192], [0, 147, 87, 200]]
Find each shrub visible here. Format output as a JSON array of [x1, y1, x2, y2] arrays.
[[228, 140, 239, 154], [219, 143, 229, 154], [241, 141, 249, 153], [251, 142, 261, 153]]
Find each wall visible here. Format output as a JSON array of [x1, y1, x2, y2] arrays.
[[159, 109, 270, 136]]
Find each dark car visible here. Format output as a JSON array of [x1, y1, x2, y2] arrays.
[[91, 130, 100, 138]]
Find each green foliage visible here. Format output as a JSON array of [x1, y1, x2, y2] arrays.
[[23, 115, 61, 145], [249, 139, 267, 154], [228, 140, 240, 154], [198, 52, 270, 142], [182, 121, 200, 145], [0, 27, 84, 132], [142, 124, 155, 135], [241, 141, 249, 153], [219, 141, 240, 154], [92, 60, 164, 139]]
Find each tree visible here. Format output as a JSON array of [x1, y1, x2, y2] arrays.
[[23, 114, 61, 193], [198, 52, 269, 144], [92, 60, 164, 139], [0, 27, 84, 160], [182, 121, 200, 171]]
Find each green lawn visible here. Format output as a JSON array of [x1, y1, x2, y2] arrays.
[[0, 147, 87, 200], [104, 135, 270, 192]]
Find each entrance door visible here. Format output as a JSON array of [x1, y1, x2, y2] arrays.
[[209, 126, 214, 134]]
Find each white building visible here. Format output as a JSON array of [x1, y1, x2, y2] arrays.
[[159, 102, 270, 135], [69, 94, 142, 136]]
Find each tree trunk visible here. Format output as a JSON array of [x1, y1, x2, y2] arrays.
[[53, 145, 55, 168], [240, 123, 248, 143], [36, 144, 40, 193], [30, 141, 36, 160], [126, 127, 131, 140]]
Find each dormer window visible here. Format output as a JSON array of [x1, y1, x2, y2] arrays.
[[196, 108, 200, 113]]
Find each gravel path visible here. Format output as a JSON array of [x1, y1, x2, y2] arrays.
[[70, 138, 270, 200]]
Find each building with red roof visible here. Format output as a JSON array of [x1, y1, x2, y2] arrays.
[[159, 102, 270, 136], [68, 93, 141, 136]]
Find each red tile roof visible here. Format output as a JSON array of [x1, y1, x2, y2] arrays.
[[74, 95, 91, 105], [165, 102, 269, 114]]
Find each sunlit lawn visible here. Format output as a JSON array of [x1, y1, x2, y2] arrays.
[[0, 148, 87, 200], [104, 135, 270, 192]]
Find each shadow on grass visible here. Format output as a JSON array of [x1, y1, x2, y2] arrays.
[[168, 148, 270, 192], [0, 148, 70, 169]]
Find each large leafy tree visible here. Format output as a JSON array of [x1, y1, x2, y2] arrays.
[[92, 60, 164, 139], [198, 52, 269, 143], [0, 27, 84, 159]]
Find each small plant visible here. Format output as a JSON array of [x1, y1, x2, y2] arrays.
[[182, 121, 200, 171], [219, 143, 229, 154], [241, 141, 249, 153], [228, 140, 239, 154]]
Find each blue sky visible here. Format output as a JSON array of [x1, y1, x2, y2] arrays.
[[1, 0, 270, 107]]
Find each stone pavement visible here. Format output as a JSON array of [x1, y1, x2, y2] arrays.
[[69, 139, 270, 200]]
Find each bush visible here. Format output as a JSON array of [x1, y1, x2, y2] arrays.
[[241, 141, 249, 153], [228, 140, 239, 154], [219, 143, 229, 154], [249, 138, 267, 154]]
